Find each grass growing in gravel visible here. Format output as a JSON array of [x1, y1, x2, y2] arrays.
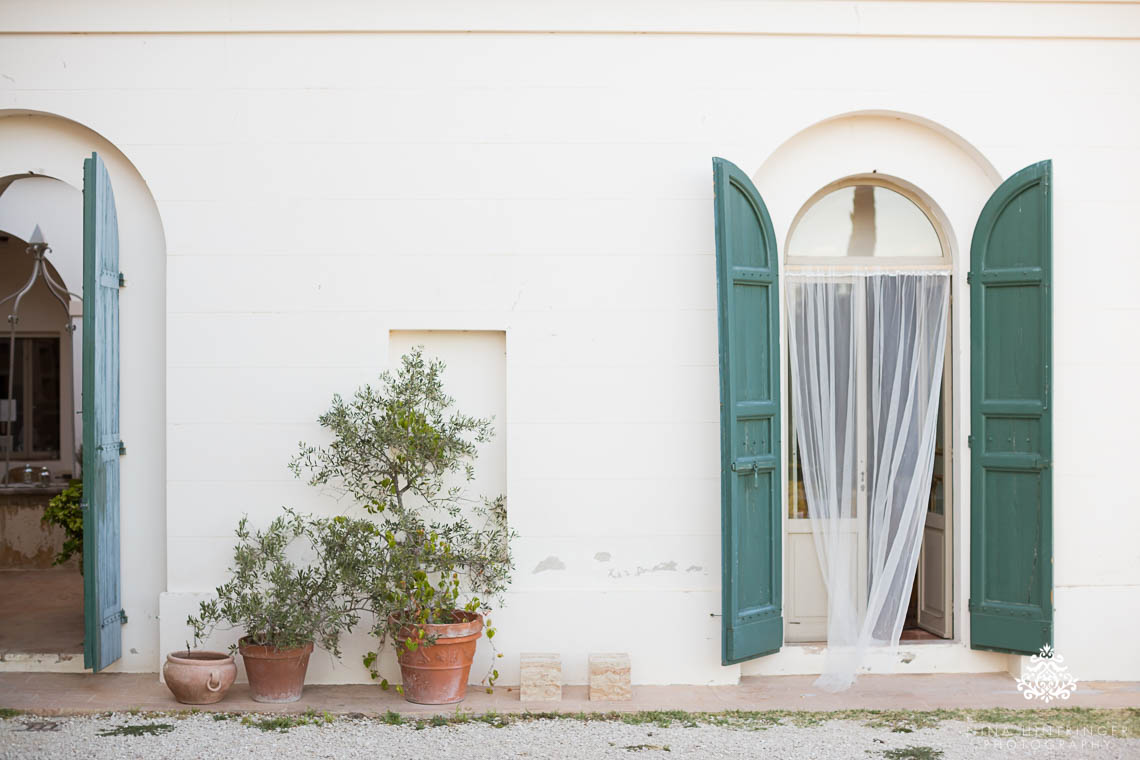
[[239, 709, 336, 732], [382, 707, 1140, 738], [881, 747, 943, 760], [18, 706, 1137, 741], [0, 708, 21, 719], [97, 723, 175, 737]]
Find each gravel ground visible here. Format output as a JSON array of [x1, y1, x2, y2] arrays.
[[1, 713, 1138, 760]]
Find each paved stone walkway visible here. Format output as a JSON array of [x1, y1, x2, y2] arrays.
[[1, 672, 1137, 716]]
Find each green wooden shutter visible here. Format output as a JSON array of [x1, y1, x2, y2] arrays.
[[969, 160, 1053, 656], [713, 157, 782, 664], [82, 152, 124, 672]]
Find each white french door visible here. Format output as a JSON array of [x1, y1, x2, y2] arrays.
[[784, 274, 952, 643]]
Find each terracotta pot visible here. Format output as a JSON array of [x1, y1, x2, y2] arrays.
[[238, 639, 314, 703], [163, 650, 237, 705], [390, 611, 483, 705]]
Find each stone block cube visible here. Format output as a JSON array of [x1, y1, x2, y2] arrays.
[[589, 652, 631, 701], [520, 652, 562, 702]]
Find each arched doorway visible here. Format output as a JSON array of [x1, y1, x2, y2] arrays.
[[0, 111, 165, 673], [750, 112, 999, 656], [0, 198, 84, 657], [782, 175, 955, 644]]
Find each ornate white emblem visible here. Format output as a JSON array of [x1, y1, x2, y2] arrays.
[[1015, 644, 1078, 702]]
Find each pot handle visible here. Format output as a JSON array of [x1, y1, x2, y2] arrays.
[[206, 672, 222, 692]]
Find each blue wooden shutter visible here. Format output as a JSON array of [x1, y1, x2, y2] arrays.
[[82, 152, 123, 672], [969, 160, 1053, 656], [713, 158, 782, 664]]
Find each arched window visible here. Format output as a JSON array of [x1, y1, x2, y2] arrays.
[[786, 178, 948, 265]]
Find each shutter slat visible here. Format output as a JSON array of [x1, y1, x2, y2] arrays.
[[713, 157, 783, 664], [969, 160, 1053, 656], [82, 152, 123, 672]]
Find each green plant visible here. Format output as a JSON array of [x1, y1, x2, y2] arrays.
[[292, 347, 515, 687], [241, 709, 334, 732], [97, 723, 175, 737], [41, 479, 83, 570], [881, 747, 943, 760], [186, 509, 380, 656]]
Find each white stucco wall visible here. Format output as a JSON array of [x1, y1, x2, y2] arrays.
[[2, 1, 1138, 684]]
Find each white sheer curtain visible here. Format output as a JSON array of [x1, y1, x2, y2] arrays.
[[787, 271, 949, 692]]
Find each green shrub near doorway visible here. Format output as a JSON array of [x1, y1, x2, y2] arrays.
[[41, 478, 83, 570]]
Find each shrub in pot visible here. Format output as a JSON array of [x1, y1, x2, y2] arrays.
[[186, 509, 378, 703], [293, 348, 515, 704]]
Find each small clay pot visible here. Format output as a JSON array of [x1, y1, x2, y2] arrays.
[[238, 639, 314, 703], [163, 650, 237, 705], [390, 611, 483, 705]]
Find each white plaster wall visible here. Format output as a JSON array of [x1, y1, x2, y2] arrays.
[[2, 1, 1138, 683]]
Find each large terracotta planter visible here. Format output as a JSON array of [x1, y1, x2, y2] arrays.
[[163, 650, 237, 705], [238, 639, 314, 703], [390, 611, 483, 705]]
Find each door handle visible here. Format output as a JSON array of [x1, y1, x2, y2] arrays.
[[731, 459, 762, 486]]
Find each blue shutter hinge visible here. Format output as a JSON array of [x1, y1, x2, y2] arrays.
[[79, 500, 88, 512], [118, 272, 125, 288], [101, 609, 128, 627], [119, 441, 126, 455]]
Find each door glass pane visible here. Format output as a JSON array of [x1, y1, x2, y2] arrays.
[[0, 338, 26, 455], [31, 337, 61, 457], [788, 185, 942, 258], [788, 378, 808, 519], [929, 382, 945, 515], [787, 282, 859, 521], [0, 337, 60, 458]]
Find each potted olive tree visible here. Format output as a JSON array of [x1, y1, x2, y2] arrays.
[[292, 348, 514, 705], [185, 509, 378, 703]]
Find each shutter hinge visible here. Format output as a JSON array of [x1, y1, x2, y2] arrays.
[[966, 272, 973, 285], [967, 434, 974, 449], [118, 272, 126, 288], [101, 609, 128, 627], [79, 500, 88, 512], [119, 441, 126, 455]]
